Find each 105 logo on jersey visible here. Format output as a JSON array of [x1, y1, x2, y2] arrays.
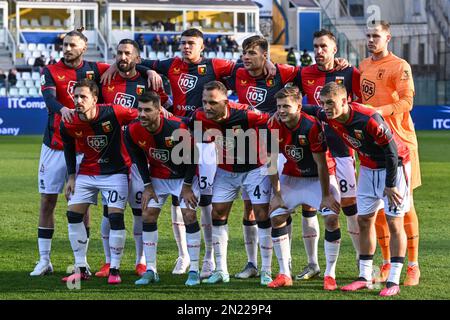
[[178, 74, 198, 94], [87, 135, 108, 152], [246, 87, 267, 108], [149, 148, 170, 162], [285, 145, 304, 161], [114, 92, 136, 108]]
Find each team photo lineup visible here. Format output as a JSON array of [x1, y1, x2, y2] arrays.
[[29, 19, 420, 298]]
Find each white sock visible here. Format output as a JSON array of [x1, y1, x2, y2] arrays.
[[186, 230, 201, 272], [243, 222, 258, 267], [200, 205, 214, 262], [171, 205, 189, 259], [359, 259, 373, 282], [346, 215, 360, 258], [258, 226, 273, 273], [302, 215, 319, 266], [408, 261, 418, 267], [37, 227, 53, 263], [388, 261, 404, 285], [212, 224, 228, 274], [68, 222, 87, 267], [109, 229, 126, 270], [383, 259, 390, 265], [143, 230, 158, 273], [272, 228, 291, 277], [101, 216, 111, 264], [133, 215, 145, 265], [324, 239, 340, 278]]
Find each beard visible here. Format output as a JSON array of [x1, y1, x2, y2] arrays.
[[64, 51, 83, 63], [117, 61, 135, 73]]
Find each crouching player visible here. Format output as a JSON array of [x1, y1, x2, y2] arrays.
[[305, 82, 411, 296], [124, 91, 202, 286], [267, 87, 341, 290], [60, 79, 138, 284]]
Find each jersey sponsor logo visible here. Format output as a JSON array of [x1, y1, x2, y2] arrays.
[[240, 79, 248, 86], [377, 69, 386, 80], [298, 134, 308, 146], [178, 73, 198, 94], [87, 135, 108, 152], [354, 129, 364, 140], [86, 71, 95, 81], [246, 86, 267, 108], [75, 131, 83, 137], [136, 85, 145, 95], [67, 80, 77, 101], [342, 133, 362, 148], [173, 67, 181, 74], [361, 79, 375, 101], [335, 76, 345, 85], [138, 140, 147, 148], [198, 65, 207, 75], [149, 148, 170, 162], [176, 104, 197, 111], [107, 85, 115, 92], [114, 92, 136, 108], [285, 145, 303, 161], [57, 75, 66, 81], [314, 86, 323, 105], [102, 121, 113, 133], [307, 80, 315, 85], [41, 74, 46, 86]]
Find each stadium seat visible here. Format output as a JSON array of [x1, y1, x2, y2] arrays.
[[23, 50, 32, 59], [25, 80, 34, 88], [31, 19, 40, 28], [35, 80, 41, 88], [28, 43, 37, 51], [64, 19, 71, 28], [28, 88, 40, 96], [233, 52, 241, 60], [37, 43, 46, 51], [216, 51, 225, 59], [148, 51, 157, 60], [32, 72, 40, 80], [207, 51, 216, 58], [21, 72, 31, 80], [213, 22, 222, 29], [174, 51, 182, 58], [20, 19, 30, 28], [18, 43, 27, 51], [53, 19, 62, 28], [16, 80, 25, 88], [32, 51, 42, 58], [40, 16, 51, 27], [0, 88, 6, 96], [18, 88, 28, 96], [46, 43, 55, 51], [192, 21, 201, 28], [223, 22, 232, 30], [225, 52, 233, 59], [27, 58, 35, 66], [41, 50, 50, 58], [9, 88, 19, 96], [156, 51, 166, 59]]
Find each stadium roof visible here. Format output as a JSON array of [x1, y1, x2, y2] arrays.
[[106, 0, 257, 6], [290, 0, 320, 8]]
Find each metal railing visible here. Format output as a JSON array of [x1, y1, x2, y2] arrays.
[[96, 29, 108, 63], [4, 28, 17, 64]]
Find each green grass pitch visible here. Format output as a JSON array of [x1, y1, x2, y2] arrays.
[[0, 131, 449, 300]]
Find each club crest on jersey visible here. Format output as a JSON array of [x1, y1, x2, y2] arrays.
[[298, 135, 308, 146], [165, 136, 174, 148], [178, 73, 198, 94], [335, 76, 345, 85], [136, 85, 145, 95], [266, 79, 274, 87], [377, 69, 386, 80], [102, 121, 112, 133], [285, 145, 303, 161], [354, 129, 364, 140], [314, 86, 323, 105], [198, 65, 207, 75], [246, 86, 267, 108], [343, 133, 362, 148], [87, 135, 108, 152], [86, 71, 95, 81], [67, 81, 77, 101], [114, 92, 136, 108]]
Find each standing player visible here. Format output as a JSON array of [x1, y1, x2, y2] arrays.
[[60, 80, 138, 284], [31, 29, 110, 276], [95, 39, 169, 278], [267, 87, 341, 290], [359, 20, 421, 286], [125, 91, 202, 286], [294, 29, 362, 280], [187, 81, 274, 286], [306, 82, 410, 297]]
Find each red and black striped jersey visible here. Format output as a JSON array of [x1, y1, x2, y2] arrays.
[[60, 104, 137, 176], [41, 59, 110, 150], [101, 73, 169, 108], [226, 64, 298, 114], [189, 105, 270, 173], [142, 57, 235, 117], [268, 112, 332, 177], [125, 116, 192, 180], [304, 103, 410, 187], [296, 64, 361, 158]]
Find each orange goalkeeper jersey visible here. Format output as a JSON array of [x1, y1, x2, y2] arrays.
[[359, 52, 418, 151]]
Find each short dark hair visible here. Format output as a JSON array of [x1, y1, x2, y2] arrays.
[[138, 91, 161, 107], [313, 29, 337, 44], [73, 79, 99, 97], [242, 35, 268, 52], [118, 39, 140, 54], [203, 81, 228, 96], [65, 27, 88, 43], [274, 87, 302, 103], [319, 82, 347, 98], [369, 20, 391, 33], [181, 28, 204, 40]]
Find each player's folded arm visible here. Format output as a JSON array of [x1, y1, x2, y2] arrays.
[[60, 123, 77, 175]]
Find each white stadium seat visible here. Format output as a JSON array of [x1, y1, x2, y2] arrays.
[[213, 22, 222, 29], [225, 52, 233, 59], [156, 51, 166, 59], [9, 88, 19, 96], [28, 43, 37, 51], [233, 52, 241, 60], [148, 51, 157, 60], [20, 19, 30, 28], [41, 50, 50, 58], [37, 43, 46, 51], [25, 80, 35, 88], [31, 19, 40, 28], [23, 50, 32, 59], [53, 19, 62, 28], [27, 58, 35, 66], [16, 80, 25, 88], [0, 88, 6, 96], [18, 43, 27, 51], [40, 16, 51, 27], [19, 88, 28, 96], [35, 80, 41, 88], [32, 72, 40, 80], [207, 51, 216, 58], [32, 50, 42, 58], [46, 44, 55, 51], [174, 51, 182, 58], [28, 88, 40, 96], [223, 22, 232, 30], [216, 51, 225, 59]]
